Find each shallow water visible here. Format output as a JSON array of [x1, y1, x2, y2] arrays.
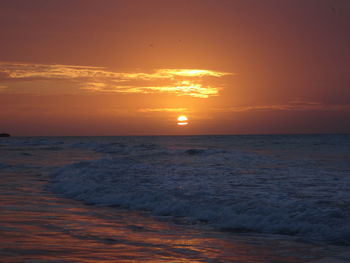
[[0, 136, 349, 262]]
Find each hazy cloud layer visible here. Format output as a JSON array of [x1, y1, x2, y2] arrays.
[[0, 62, 230, 98], [219, 101, 350, 112], [137, 108, 188, 113]]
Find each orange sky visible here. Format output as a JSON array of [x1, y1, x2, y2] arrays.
[[0, 0, 349, 135]]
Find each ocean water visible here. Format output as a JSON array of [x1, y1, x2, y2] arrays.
[[1, 135, 350, 262]]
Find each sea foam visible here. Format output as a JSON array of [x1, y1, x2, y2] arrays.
[[49, 142, 350, 244]]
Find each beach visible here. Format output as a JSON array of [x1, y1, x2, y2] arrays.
[[0, 135, 349, 262]]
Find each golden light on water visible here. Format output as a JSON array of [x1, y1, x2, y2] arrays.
[[177, 115, 188, 126]]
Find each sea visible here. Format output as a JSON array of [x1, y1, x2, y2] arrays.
[[0, 134, 349, 262]]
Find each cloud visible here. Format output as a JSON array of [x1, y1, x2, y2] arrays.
[[0, 62, 231, 98], [218, 101, 350, 112], [156, 69, 228, 77], [0, 85, 7, 91], [137, 108, 188, 113], [83, 81, 219, 98]]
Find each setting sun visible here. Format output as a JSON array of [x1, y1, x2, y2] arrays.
[[1, 2, 350, 263], [177, 115, 188, 126]]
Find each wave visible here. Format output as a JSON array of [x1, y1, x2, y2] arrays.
[[49, 147, 350, 245]]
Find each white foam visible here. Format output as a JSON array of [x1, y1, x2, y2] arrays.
[[49, 143, 350, 244]]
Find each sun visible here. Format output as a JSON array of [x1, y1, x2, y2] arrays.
[[177, 115, 188, 126]]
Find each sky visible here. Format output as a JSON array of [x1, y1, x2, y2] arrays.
[[0, 0, 349, 136]]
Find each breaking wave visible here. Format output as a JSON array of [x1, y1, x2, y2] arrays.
[[49, 143, 350, 245]]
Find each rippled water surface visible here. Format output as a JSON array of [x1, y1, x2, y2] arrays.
[[0, 136, 349, 262]]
